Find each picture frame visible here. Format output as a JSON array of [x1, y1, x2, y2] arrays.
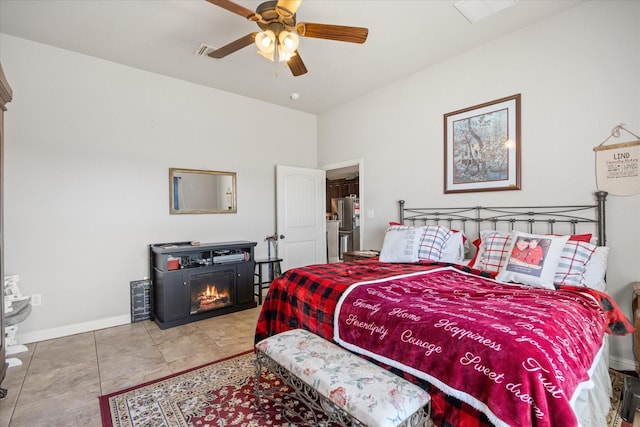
[[444, 94, 521, 194]]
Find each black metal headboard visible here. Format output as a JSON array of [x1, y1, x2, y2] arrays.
[[399, 191, 608, 246]]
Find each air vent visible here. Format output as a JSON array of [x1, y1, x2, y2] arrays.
[[194, 43, 217, 57], [454, 0, 517, 23]]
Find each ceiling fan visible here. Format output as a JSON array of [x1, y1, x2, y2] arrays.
[[205, 0, 369, 76]]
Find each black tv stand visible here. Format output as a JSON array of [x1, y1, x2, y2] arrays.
[[149, 241, 257, 329]]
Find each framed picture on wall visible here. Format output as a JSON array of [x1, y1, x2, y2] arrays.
[[443, 94, 521, 194]]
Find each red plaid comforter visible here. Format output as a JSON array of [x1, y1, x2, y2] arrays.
[[254, 259, 632, 427]]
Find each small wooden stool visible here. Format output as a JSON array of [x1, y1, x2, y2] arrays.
[[254, 257, 282, 304]]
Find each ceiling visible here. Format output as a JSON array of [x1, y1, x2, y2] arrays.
[[0, 0, 583, 114]]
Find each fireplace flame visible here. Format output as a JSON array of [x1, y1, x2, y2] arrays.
[[205, 285, 220, 298], [199, 285, 230, 302], [191, 283, 232, 314]]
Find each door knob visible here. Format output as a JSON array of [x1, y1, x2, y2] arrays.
[[279, 235, 285, 239]]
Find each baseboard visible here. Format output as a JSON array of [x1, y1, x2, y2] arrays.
[[16, 314, 132, 344], [610, 354, 638, 372]]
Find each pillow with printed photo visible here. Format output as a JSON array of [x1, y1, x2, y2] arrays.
[[496, 231, 569, 289]]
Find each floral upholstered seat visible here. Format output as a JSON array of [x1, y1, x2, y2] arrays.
[[255, 328, 431, 427]]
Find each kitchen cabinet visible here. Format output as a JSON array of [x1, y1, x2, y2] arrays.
[[326, 178, 359, 212], [342, 178, 359, 196]]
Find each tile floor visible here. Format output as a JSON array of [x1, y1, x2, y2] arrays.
[[0, 306, 262, 427]]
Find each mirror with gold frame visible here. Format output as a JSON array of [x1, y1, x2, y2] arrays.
[[169, 168, 237, 214]]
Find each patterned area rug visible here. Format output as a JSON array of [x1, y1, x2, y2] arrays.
[[99, 350, 334, 427], [100, 350, 627, 427], [609, 369, 628, 427]]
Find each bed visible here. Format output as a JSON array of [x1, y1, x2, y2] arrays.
[[255, 191, 632, 427]]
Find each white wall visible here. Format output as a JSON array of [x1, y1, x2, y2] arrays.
[[2, 0, 639, 369], [318, 1, 640, 369], [0, 34, 317, 342]]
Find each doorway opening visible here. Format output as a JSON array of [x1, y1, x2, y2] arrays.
[[321, 159, 363, 262]]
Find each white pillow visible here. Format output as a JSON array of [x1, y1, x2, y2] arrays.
[[386, 224, 452, 261], [440, 230, 465, 263], [496, 231, 569, 289], [583, 246, 609, 291], [379, 227, 422, 263]]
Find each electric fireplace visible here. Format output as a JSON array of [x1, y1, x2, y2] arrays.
[[150, 241, 257, 329], [189, 269, 235, 315]]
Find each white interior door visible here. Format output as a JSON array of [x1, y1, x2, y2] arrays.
[[276, 165, 326, 271]]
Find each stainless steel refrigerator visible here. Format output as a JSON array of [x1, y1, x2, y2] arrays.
[[331, 197, 360, 259]]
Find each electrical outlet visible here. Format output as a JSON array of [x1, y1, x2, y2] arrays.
[[32, 294, 42, 306]]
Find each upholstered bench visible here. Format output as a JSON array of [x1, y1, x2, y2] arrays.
[[255, 328, 432, 427]]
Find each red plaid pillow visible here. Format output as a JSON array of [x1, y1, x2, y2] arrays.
[[554, 241, 598, 286], [418, 225, 451, 261], [471, 231, 512, 273]]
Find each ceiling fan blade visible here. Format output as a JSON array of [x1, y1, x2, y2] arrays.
[[287, 52, 308, 76], [276, 0, 302, 19], [296, 22, 368, 44], [208, 33, 257, 59], [206, 0, 260, 21]]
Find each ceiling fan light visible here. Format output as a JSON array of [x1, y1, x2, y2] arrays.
[[277, 45, 297, 62], [255, 30, 276, 54], [279, 31, 299, 52]]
